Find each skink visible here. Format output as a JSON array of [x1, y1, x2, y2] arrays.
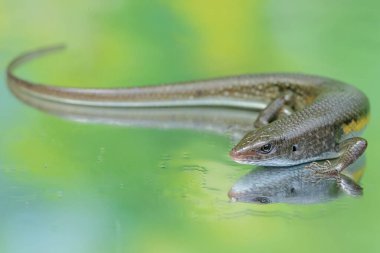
[[6, 45, 370, 174]]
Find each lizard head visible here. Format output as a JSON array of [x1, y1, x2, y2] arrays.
[[229, 126, 291, 166]]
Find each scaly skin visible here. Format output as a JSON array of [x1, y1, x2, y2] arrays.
[[6, 45, 370, 173]]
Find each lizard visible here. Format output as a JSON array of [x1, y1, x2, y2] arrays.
[[6, 45, 370, 174]]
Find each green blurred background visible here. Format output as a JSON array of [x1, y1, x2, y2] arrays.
[[1, 0, 380, 252]]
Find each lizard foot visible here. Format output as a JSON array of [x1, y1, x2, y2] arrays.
[[304, 160, 341, 178]]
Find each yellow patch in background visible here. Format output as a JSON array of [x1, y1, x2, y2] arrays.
[[168, 0, 282, 75], [351, 165, 366, 182]]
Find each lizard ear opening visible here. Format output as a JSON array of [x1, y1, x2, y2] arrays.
[[292, 145, 298, 152]]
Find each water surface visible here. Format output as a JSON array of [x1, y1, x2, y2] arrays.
[[1, 1, 380, 252]]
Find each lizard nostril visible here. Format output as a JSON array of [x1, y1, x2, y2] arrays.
[[229, 147, 246, 160], [229, 148, 239, 158]]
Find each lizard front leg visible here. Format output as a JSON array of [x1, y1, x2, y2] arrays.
[[306, 137, 367, 175]]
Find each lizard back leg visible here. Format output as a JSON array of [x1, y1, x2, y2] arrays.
[[254, 91, 294, 128]]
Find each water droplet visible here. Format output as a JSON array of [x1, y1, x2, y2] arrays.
[[56, 190, 64, 198], [181, 165, 208, 173], [182, 152, 190, 159]]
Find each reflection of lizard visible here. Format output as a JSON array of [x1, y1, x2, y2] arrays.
[[228, 158, 365, 204], [7, 45, 369, 174]]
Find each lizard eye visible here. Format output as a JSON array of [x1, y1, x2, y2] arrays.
[[259, 143, 273, 154], [252, 196, 271, 204]]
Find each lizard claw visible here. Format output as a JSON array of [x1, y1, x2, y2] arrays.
[[304, 160, 340, 178]]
